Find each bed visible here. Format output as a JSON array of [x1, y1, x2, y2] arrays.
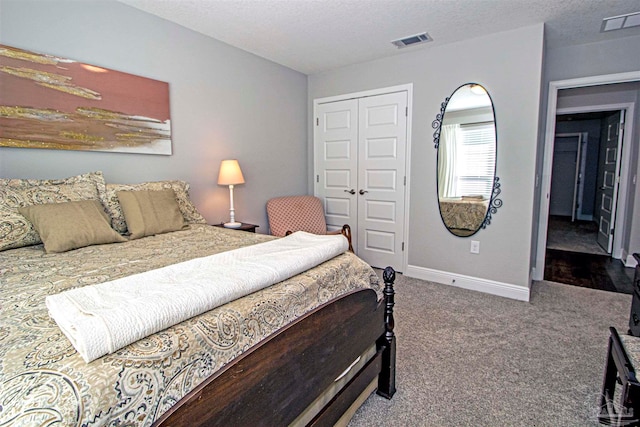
[[438, 196, 489, 234], [0, 172, 397, 426]]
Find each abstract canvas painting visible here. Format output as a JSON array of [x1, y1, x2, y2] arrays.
[[0, 45, 171, 155]]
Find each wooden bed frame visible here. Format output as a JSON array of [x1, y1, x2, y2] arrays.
[[154, 266, 397, 426]]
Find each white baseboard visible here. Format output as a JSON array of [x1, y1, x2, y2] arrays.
[[404, 265, 531, 302], [626, 252, 638, 268]]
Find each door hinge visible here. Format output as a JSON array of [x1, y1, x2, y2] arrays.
[[405, 107, 408, 117], [316, 118, 319, 126], [402, 242, 405, 251], [404, 176, 406, 186], [316, 175, 319, 183]]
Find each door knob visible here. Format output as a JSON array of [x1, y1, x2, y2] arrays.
[[359, 189, 368, 195], [344, 189, 355, 195]]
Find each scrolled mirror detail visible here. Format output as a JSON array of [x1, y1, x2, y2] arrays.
[[480, 176, 503, 230], [433, 83, 502, 237], [432, 98, 448, 149]]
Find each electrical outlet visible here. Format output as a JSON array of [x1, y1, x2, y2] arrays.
[[470, 240, 480, 254]]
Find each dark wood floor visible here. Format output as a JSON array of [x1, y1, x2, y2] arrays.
[[544, 249, 634, 294]]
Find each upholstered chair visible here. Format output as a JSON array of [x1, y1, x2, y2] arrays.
[[266, 195, 353, 252]]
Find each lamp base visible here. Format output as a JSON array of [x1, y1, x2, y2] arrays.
[[224, 221, 242, 229]]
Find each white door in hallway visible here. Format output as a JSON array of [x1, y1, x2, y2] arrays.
[[315, 91, 407, 270]]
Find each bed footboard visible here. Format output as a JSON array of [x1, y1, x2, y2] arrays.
[[154, 266, 396, 427]]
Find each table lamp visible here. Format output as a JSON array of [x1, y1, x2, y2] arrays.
[[217, 159, 245, 228]]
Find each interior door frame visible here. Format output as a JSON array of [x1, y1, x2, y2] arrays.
[[312, 83, 413, 273], [533, 71, 639, 280]]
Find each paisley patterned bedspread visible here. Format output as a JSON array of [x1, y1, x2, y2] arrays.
[[439, 197, 489, 231], [0, 224, 379, 426]]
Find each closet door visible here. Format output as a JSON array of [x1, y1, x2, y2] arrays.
[[315, 91, 407, 270], [315, 99, 358, 236], [357, 92, 407, 269]]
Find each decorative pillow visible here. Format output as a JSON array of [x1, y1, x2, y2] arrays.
[[117, 190, 187, 239], [0, 170, 108, 205], [106, 180, 206, 234], [0, 181, 101, 251], [18, 200, 127, 253]]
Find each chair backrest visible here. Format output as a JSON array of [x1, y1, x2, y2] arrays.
[[266, 195, 328, 237]]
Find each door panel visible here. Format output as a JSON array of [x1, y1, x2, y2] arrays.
[[596, 111, 623, 253], [357, 92, 407, 269], [315, 100, 358, 234], [324, 198, 350, 219], [364, 229, 395, 253], [365, 200, 396, 223]]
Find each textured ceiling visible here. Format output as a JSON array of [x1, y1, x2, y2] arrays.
[[116, 0, 640, 75]]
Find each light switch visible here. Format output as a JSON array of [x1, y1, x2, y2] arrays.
[[470, 240, 480, 254]]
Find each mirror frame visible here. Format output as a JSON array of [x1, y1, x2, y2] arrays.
[[432, 83, 502, 236]]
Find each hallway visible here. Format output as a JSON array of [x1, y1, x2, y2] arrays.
[[544, 216, 634, 294]]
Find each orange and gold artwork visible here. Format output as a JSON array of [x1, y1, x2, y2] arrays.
[[0, 44, 171, 155]]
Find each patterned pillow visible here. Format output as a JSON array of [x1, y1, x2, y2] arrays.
[[0, 181, 101, 251], [0, 171, 108, 198], [105, 181, 206, 234]]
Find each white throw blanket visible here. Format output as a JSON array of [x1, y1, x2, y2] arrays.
[[46, 231, 348, 362]]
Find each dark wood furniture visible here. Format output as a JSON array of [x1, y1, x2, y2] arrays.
[[213, 222, 259, 233], [597, 255, 640, 425], [629, 254, 640, 336], [599, 327, 640, 426], [153, 266, 397, 427]]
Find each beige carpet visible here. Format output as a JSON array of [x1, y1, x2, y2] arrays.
[[349, 272, 631, 426]]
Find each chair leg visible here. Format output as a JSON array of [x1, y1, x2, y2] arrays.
[[341, 224, 354, 252]]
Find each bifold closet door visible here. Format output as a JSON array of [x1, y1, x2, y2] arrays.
[[315, 91, 407, 269]]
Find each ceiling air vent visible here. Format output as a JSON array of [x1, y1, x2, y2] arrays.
[[601, 11, 640, 32], [391, 32, 432, 49]]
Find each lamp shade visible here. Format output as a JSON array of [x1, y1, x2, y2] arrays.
[[217, 159, 245, 185]]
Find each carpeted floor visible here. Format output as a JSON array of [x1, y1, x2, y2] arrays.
[[348, 272, 631, 426]]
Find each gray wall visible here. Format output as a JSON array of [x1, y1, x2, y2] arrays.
[[0, 0, 308, 232], [309, 24, 544, 289], [535, 36, 640, 265]]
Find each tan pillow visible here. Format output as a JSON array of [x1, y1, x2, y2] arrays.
[[0, 181, 101, 251], [19, 200, 127, 253], [117, 190, 187, 239], [105, 180, 206, 234]]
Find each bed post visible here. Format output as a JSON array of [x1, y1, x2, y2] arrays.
[[377, 266, 396, 399]]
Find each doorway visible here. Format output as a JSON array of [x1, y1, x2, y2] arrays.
[[535, 72, 640, 294], [543, 110, 634, 293]]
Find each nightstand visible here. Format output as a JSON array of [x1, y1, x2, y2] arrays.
[[212, 222, 259, 233]]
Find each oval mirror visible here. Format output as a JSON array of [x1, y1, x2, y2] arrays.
[[434, 83, 500, 237]]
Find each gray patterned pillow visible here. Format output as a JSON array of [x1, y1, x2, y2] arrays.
[[0, 171, 109, 210], [0, 181, 101, 251], [105, 181, 206, 234]]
